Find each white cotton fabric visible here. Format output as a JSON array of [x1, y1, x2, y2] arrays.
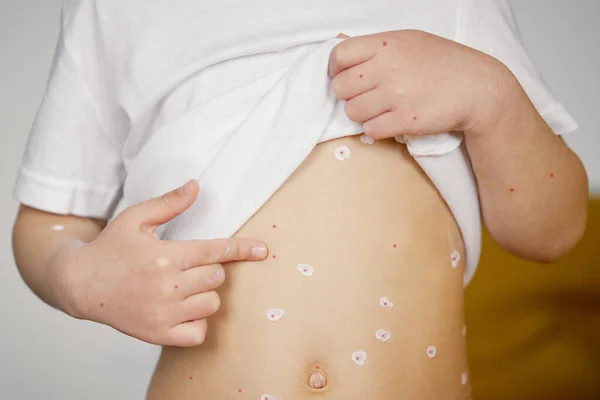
[[13, 0, 578, 287]]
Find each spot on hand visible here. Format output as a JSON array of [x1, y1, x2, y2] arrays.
[[261, 395, 277, 400], [272, 224, 277, 228], [359, 74, 363, 78], [413, 116, 417, 121], [509, 188, 515, 193], [100, 303, 104, 307], [382, 41, 388, 46]]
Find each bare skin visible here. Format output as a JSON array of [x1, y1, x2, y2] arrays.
[[148, 135, 470, 399]]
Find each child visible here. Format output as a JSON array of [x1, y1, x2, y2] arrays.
[[12, 0, 587, 398]]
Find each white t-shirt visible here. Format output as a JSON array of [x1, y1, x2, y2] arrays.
[[13, 0, 578, 286]]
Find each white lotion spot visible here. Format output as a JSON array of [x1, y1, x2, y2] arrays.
[[224, 246, 231, 256], [334, 145, 351, 161], [351, 350, 367, 366], [380, 297, 393, 308], [462, 325, 467, 337], [426, 345, 437, 358], [155, 257, 171, 267], [50, 225, 65, 231], [261, 395, 277, 400], [461, 372, 468, 385], [375, 329, 392, 342], [266, 308, 285, 322], [359, 134, 375, 145], [451, 250, 460, 268], [297, 263, 314, 277]]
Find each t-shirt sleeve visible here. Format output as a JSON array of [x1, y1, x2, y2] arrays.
[[455, 0, 578, 136], [13, 0, 127, 220]]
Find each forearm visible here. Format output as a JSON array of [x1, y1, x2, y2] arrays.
[[11, 205, 106, 314], [464, 59, 588, 262]]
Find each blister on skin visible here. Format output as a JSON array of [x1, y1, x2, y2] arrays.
[[426, 345, 437, 358], [297, 263, 314, 277], [266, 308, 285, 322], [380, 297, 393, 308], [451, 250, 460, 268], [376, 329, 392, 342], [352, 350, 367, 366], [334, 145, 351, 161]]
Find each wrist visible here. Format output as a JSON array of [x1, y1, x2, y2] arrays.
[[46, 240, 89, 319], [463, 52, 515, 138]]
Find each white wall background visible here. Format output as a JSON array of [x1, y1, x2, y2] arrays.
[[1, 1, 598, 399]]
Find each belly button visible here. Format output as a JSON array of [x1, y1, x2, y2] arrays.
[[307, 365, 328, 390]]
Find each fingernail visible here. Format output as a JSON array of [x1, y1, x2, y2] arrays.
[[206, 268, 223, 285], [251, 245, 267, 259], [178, 179, 194, 195]]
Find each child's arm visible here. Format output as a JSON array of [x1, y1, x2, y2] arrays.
[[12, 204, 105, 315], [464, 59, 588, 262]]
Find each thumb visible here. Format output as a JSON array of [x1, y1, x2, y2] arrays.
[[131, 178, 199, 230]]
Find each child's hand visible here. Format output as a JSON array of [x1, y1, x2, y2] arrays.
[[59, 179, 268, 347], [329, 30, 501, 140]]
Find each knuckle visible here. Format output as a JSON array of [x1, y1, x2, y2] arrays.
[[158, 192, 175, 211], [201, 244, 215, 264], [234, 242, 243, 259]]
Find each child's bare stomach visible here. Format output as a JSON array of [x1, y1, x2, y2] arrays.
[[147, 134, 470, 400]]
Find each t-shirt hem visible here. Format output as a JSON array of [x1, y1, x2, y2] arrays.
[[540, 102, 579, 135], [13, 167, 122, 220]]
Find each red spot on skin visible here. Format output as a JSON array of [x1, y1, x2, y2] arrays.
[[382, 41, 388, 46], [413, 116, 417, 121], [393, 244, 397, 248], [189, 376, 193, 380], [238, 389, 243, 393], [272, 224, 276, 228], [383, 302, 388, 306], [100, 303, 104, 307], [550, 172, 555, 178], [174, 285, 178, 289], [355, 356, 360, 360], [359, 74, 363, 78], [315, 365, 320, 369], [272, 255, 277, 259], [509, 188, 515, 193], [271, 314, 275, 318]]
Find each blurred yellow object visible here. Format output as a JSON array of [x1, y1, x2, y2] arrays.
[[466, 198, 600, 400]]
